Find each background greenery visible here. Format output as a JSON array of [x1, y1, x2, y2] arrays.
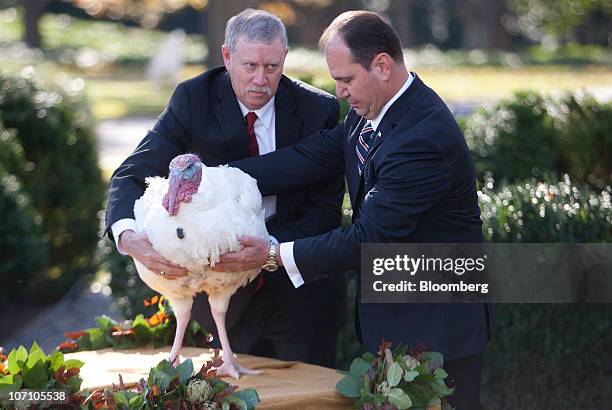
[[0, 74, 104, 304], [0, 1, 611, 409]]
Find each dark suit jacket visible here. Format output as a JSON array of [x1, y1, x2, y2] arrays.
[[105, 66, 347, 343], [232, 74, 489, 359]]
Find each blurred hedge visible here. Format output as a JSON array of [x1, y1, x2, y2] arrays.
[[0, 73, 105, 302], [479, 175, 612, 243], [478, 176, 611, 408], [464, 91, 612, 189], [97, 237, 151, 318], [0, 120, 48, 306]]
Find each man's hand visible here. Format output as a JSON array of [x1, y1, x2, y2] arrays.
[[119, 230, 188, 279], [214, 236, 279, 273]]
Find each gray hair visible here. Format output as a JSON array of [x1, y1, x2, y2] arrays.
[[224, 8, 288, 51]]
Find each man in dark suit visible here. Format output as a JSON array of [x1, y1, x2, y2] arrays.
[[105, 9, 346, 368], [216, 11, 489, 408]]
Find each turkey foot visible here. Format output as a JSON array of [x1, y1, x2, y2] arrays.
[[215, 353, 263, 379]]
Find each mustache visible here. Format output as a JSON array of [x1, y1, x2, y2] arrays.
[[246, 86, 272, 95]]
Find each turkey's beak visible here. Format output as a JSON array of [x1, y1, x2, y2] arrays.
[[165, 170, 181, 216]]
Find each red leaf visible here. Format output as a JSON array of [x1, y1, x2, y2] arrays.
[[66, 367, 81, 378], [64, 330, 87, 339], [54, 366, 66, 383], [378, 338, 392, 357], [211, 357, 224, 368], [58, 340, 78, 353]]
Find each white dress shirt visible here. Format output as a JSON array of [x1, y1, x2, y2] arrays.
[[111, 96, 279, 254], [280, 73, 415, 288]]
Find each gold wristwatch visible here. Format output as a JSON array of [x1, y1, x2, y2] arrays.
[[262, 239, 279, 272]]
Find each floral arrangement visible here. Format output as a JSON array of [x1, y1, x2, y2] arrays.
[[58, 295, 212, 353], [0, 343, 86, 408], [0, 344, 259, 409], [336, 340, 454, 410], [85, 349, 260, 409]]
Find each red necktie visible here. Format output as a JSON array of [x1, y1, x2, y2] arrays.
[[245, 112, 259, 156], [245, 111, 265, 291]]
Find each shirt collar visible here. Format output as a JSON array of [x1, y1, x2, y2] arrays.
[[369, 72, 414, 131], [237, 96, 275, 130]]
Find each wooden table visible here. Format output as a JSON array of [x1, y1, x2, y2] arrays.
[[66, 347, 354, 409]]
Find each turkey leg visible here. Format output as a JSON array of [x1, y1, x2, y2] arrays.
[[167, 297, 193, 366], [209, 293, 263, 379]]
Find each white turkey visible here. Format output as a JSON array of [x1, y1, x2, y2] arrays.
[[132, 153, 268, 378]]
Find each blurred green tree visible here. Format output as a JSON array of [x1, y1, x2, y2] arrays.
[[506, 0, 612, 46]]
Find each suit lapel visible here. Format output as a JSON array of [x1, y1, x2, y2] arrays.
[[214, 73, 250, 157], [274, 83, 302, 149]]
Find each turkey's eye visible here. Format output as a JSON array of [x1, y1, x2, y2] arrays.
[[176, 227, 185, 239]]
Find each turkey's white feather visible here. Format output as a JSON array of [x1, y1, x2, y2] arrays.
[[133, 165, 268, 308]]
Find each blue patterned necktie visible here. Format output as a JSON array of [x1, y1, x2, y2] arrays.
[[356, 120, 375, 175]]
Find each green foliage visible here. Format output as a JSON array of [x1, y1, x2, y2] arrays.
[[97, 237, 156, 318], [479, 175, 612, 243], [59, 296, 212, 353], [507, 0, 612, 45], [337, 341, 452, 409], [0, 342, 85, 408], [0, 124, 48, 305], [524, 43, 612, 66], [0, 72, 105, 302], [552, 93, 612, 190], [483, 302, 611, 408], [464, 91, 559, 183], [477, 176, 611, 408], [464, 90, 612, 189], [0, 9, 206, 67], [87, 353, 259, 409], [296, 74, 350, 123]]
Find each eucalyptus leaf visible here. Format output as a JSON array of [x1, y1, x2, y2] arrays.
[[430, 380, 453, 397], [350, 357, 371, 378], [404, 370, 419, 382], [419, 351, 444, 367], [233, 389, 260, 409], [362, 352, 376, 362], [387, 362, 403, 387], [150, 360, 177, 391], [223, 395, 247, 410], [212, 380, 228, 395], [434, 368, 448, 380], [176, 359, 194, 384], [387, 387, 412, 409], [336, 376, 362, 398]]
